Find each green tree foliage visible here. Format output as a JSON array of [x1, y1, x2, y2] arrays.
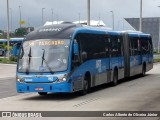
[[1, 42, 12, 51], [15, 27, 28, 37], [0, 30, 5, 39], [0, 30, 3, 33]]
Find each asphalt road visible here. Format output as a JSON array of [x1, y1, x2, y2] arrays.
[[0, 78, 19, 99], [0, 63, 160, 120], [0, 64, 18, 98]]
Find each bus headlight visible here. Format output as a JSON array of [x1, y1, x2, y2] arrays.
[[58, 77, 67, 82], [58, 74, 68, 82], [62, 77, 66, 81], [16, 77, 23, 83]]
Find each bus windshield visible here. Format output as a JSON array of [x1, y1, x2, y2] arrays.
[[17, 39, 70, 73]]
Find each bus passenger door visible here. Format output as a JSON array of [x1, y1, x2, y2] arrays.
[[110, 35, 123, 81], [94, 35, 110, 85], [129, 37, 135, 76], [130, 36, 142, 76]]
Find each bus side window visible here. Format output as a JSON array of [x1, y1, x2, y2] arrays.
[[141, 37, 149, 55], [104, 36, 110, 58], [148, 37, 153, 54], [110, 35, 120, 57], [130, 36, 140, 56], [119, 36, 123, 57]]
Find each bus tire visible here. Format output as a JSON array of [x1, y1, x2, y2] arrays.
[[80, 79, 89, 95], [112, 69, 118, 86], [38, 92, 47, 95], [141, 64, 146, 77]]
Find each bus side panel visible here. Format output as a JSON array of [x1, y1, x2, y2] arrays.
[[146, 54, 153, 72], [129, 56, 135, 76], [110, 57, 124, 80], [71, 58, 111, 91], [95, 58, 110, 86], [118, 57, 125, 80], [133, 55, 143, 75], [142, 54, 153, 72]]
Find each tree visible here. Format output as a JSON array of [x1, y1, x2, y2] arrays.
[[15, 27, 28, 37], [0, 30, 6, 39], [0, 30, 3, 34]]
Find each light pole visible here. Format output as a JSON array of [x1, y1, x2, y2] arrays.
[[87, 0, 90, 26], [10, 8, 12, 33], [7, 0, 10, 59], [19, 6, 22, 28], [110, 11, 114, 30], [139, 0, 142, 31], [42, 8, 45, 25]]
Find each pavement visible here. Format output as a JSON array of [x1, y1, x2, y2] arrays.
[[0, 63, 160, 120], [0, 63, 16, 79]]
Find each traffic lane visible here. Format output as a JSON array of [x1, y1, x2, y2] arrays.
[[0, 72, 160, 112], [0, 67, 160, 120], [0, 63, 160, 111], [0, 63, 16, 79], [0, 78, 19, 99], [20, 74, 160, 111]]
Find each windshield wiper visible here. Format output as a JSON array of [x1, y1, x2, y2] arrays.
[[26, 47, 32, 74], [41, 49, 54, 74], [19, 46, 24, 59]]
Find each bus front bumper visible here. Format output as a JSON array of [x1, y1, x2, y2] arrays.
[[16, 82, 73, 93]]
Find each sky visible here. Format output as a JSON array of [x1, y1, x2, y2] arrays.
[[0, 0, 160, 31]]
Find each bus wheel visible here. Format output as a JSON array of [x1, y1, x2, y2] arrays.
[[112, 70, 118, 86], [80, 79, 88, 95], [38, 92, 47, 95], [141, 65, 146, 77]]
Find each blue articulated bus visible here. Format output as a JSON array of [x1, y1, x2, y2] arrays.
[[10, 38, 24, 56], [0, 38, 23, 56], [16, 23, 153, 95], [0, 39, 7, 56]]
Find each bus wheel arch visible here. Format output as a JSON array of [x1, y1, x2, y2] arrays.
[[80, 71, 91, 95], [38, 92, 47, 96], [112, 67, 118, 86], [142, 62, 146, 77]]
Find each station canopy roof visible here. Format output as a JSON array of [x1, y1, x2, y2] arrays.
[[44, 20, 106, 26]]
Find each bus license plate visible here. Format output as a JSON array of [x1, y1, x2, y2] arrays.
[[35, 87, 43, 91]]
